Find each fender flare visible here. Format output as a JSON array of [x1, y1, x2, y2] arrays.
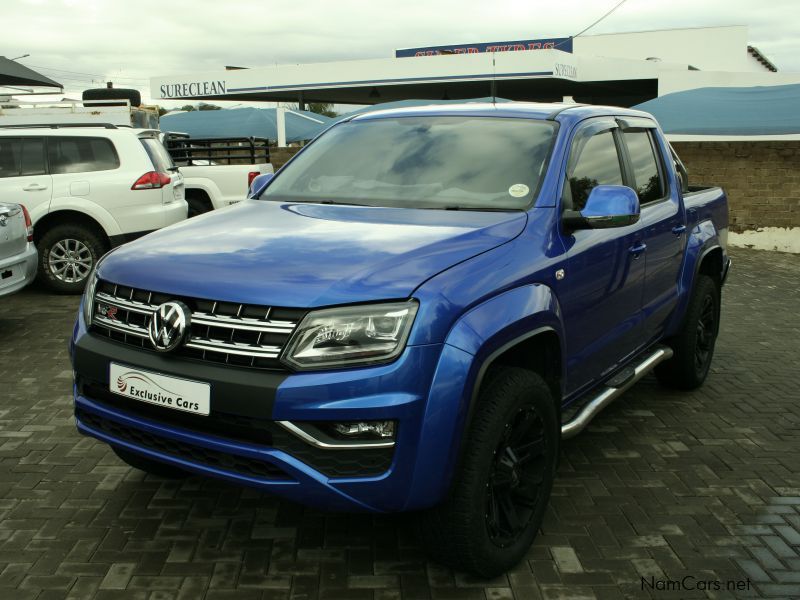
[[668, 218, 726, 335], [409, 284, 565, 506], [39, 197, 121, 237]]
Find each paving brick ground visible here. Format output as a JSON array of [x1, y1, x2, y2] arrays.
[[1, 247, 798, 600]]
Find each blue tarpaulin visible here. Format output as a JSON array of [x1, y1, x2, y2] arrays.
[[159, 107, 333, 142], [633, 84, 800, 135]]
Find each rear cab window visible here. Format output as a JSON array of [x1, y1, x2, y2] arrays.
[[48, 137, 120, 174]]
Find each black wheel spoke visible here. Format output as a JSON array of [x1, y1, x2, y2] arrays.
[[485, 405, 548, 547]]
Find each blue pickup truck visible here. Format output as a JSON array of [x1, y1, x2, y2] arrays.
[[70, 103, 730, 576]]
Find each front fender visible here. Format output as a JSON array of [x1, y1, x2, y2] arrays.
[[403, 284, 564, 509]]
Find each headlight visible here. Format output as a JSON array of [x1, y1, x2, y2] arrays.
[[82, 267, 99, 327], [281, 301, 418, 370]]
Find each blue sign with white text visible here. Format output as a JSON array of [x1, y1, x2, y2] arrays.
[[395, 37, 573, 58]]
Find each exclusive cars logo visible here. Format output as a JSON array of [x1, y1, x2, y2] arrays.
[[115, 372, 184, 405], [148, 301, 191, 352]]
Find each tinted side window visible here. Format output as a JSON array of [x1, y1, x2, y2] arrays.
[[20, 138, 46, 176], [566, 130, 623, 210], [623, 130, 664, 203], [0, 137, 22, 178], [48, 137, 120, 174]]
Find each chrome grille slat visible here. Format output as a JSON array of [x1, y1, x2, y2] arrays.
[[94, 314, 149, 338], [90, 281, 302, 370], [192, 314, 294, 333], [95, 292, 156, 315], [185, 339, 281, 358]]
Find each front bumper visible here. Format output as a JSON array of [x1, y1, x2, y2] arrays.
[[0, 242, 37, 297], [70, 308, 468, 513]]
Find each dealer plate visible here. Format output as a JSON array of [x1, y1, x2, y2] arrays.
[[109, 363, 210, 416]]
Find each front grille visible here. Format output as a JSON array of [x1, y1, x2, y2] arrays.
[[90, 280, 306, 370], [79, 380, 396, 478]]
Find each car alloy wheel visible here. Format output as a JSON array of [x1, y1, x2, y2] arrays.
[[48, 238, 94, 283]]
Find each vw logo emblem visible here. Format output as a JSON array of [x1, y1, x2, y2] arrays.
[[148, 301, 191, 352]]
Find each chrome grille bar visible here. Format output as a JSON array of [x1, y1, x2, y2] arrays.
[[90, 281, 301, 368], [185, 338, 281, 358]]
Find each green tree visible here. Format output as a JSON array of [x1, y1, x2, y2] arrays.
[[180, 104, 196, 112], [198, 102, 222, 111]]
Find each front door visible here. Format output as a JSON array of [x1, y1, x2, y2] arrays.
[[557, 119, 647, 396]]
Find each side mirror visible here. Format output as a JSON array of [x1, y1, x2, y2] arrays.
[[247, 173, 274, 199], [563, 185, 640, 230]]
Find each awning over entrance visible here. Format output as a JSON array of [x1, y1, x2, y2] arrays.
[[151, 50, 659, 107], [0, 57, 62, 90]]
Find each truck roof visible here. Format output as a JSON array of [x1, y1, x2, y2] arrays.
[[350, 102, 656, 125]]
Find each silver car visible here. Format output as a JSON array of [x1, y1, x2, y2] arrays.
[[0, 202, 37, 297]]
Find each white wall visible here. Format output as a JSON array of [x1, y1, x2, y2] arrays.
[[574, 25, 752, 72]]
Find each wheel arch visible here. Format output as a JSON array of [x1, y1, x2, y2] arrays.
[[434, 284, 566, 500], [33, 209, 111, 249]]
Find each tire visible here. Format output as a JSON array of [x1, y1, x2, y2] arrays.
[[655, 274, 720, 390], [186, 193, 213, 217], [82, 87, 142, 107], [37, 223, 107, 294], [416, 367, 560, 577], [112, 447, 189, 479]]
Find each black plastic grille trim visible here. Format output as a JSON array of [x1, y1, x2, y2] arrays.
[[78, 380, 395, 478], [77, 408, 292, 480]]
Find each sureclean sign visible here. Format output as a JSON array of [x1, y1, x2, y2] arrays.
[[159, 80, 227, 98]]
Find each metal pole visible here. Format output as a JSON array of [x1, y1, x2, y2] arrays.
[[298, 92, 306, 112], [276, 107, 287, 147]]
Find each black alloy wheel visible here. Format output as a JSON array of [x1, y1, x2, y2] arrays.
[[694, 293, 716, 375], [486, 405, 548, 547], [655, 274, 721, 390]]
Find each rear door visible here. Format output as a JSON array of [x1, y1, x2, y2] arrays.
[[558, 119, 648, 395], [618, 122, 686, 342], [0, 137, 52, 220]]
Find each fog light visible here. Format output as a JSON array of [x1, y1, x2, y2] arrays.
[[332, 421, 395, 439]]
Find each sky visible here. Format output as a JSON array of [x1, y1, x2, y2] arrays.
[[2, 0, 799, 109]]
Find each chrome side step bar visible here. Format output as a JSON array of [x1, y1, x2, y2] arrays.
[[561, 346, 674, 439]]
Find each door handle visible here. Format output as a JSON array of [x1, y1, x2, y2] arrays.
[[629, 242, 647, 257], [23, 184, 48, 192], [672, 224, 687, 236]]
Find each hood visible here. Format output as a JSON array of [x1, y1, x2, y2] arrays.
[[99, 200, 527, 307]]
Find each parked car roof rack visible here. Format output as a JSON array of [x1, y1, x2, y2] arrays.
[[0, 123, 119, 129]]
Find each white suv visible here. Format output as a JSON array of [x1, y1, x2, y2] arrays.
[[0, 125, 187, 292]]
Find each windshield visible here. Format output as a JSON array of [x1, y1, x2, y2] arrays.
[[262, 116, 557, 210]]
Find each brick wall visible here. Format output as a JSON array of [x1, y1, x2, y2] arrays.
[[672, 142, 800, 232]]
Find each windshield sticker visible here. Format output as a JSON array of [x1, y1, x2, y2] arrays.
[[508, 183, 530, 198]]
